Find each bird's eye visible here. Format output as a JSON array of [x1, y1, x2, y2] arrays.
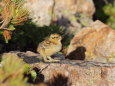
[[51, 36, 59, 39]]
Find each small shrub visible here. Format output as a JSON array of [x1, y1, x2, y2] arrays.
[[103, 3, 115, 29], [0, 53, 28, 86], [0, 0, 28, 43]]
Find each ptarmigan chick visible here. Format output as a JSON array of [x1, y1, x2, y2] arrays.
[[37, 33, 62, 62]]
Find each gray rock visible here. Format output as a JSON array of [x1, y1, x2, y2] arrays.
[[24, 0, 95, 34]]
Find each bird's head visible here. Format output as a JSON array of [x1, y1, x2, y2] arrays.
[[49, 33, 62, 43]]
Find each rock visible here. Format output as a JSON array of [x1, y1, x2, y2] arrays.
[[1, 51, 41, 64], [66, 20, 115, 62], [1, 51, 115, 86], [24, 0, 95, 34], [53, 0, 95, 19], [31, 60, 115, 86], [24, 0, 54, 26], [0, 51, 64, 64], [25, 51, 38, 56]]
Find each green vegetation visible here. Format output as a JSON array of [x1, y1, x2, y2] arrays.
[[103, 3, 115, 29], [0, 53, 44, 86], [0, 54, 28, 86], [0, 0, 28, 43], [24, 63, 37, 82], [94, 1, 115, 29], [9, 22, 63, 51]]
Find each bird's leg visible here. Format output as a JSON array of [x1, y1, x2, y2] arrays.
[[47, 56, 60, 62], [39, 50, 50, 62], [39, 50, 60, 62], [42, 56, 50, 62]]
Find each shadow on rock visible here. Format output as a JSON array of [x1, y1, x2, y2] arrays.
[[17, 53, 41, 64], [24, 67, 45, 84], [47, 74, 71, 86], [66, 46, 86, 60]]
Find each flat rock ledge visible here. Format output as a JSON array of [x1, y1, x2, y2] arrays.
[[1, 51, 115, 86]]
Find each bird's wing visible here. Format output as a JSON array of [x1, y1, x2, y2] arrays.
[[39, 40, 52, 49]]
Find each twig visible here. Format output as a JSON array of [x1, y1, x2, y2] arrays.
[[38, 64, 50, 73], [0, 16, 2, 19], [0, 17, 10, 30], [0, 27, 16, 31], [0, 19, 4, 24]]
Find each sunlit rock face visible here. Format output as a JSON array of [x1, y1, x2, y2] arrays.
[[53, 0, 95, 19], [53, 0, 95, 35], [66, 20, 115, 62], [24, 0, 95, 34], [24, 0, 54, 26]]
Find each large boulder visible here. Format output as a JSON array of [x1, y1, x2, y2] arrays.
[[66, 20, 115, 62], [24, 0, 54, 26], [53, 0, 95, 35], [24, 0, 95, 34], [1, 51, 115, 86], [32, 61, 115, 86], [53, 0, 95, 19]]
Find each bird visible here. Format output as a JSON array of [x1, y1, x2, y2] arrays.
[[37, 33, 62, 62]]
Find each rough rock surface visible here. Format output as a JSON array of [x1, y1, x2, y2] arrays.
[[24, 0, 54, 26], [24, 0, 95, 35], [32, 61, 115, 86], [1, 52, 115, 86], [53, 0, 95, 35], [66, 20, 115, 62]]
